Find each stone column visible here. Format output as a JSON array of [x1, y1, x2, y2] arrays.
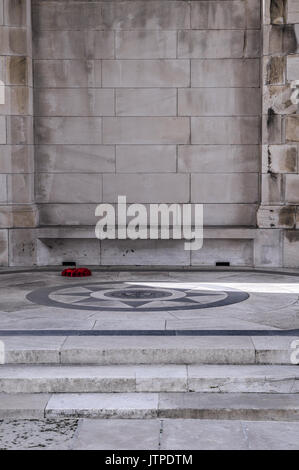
[[0, 0, 38, 266], [257, 0, 299, 267]]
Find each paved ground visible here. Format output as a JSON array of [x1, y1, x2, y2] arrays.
[[1, 267, 299, 333], [1, 418, 299, 450]]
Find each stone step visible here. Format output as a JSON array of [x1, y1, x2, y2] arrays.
[[0, 364, 299, 394], [2, 392, 299, 421], [1, 335, 296, 365]]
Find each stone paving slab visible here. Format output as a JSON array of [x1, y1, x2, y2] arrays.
[[0, 393, 50, 419], [2, 418, 299, 449]]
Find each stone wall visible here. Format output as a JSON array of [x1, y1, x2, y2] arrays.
[[257, 0, 299, 267], [0, 0, 298, 267]]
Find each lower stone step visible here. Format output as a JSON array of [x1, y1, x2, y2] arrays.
[[0, 364, 299, 393], [1, 335, 296, 365], [2, 392, 299, 421]]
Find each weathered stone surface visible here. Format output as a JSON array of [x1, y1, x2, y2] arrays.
[[286, 116, 299, 142], [265, 56, 285, 85], [35, 117, 102, 145], [34, 60, 102, 88], [287, 54, 299, 81], [270, 0, 287, 24], [37, 239, 101, 266], [191, 174, 259, 203], [178, 145, 259, 173], [191, 1, 246, 29], [0, 86, 32, 116], [33, 1, 190, 31], [116, 145, 176, 172], [39, 204, 98, 226], [288, 0, 299, 23], [179, 88, 260, 116], [0, 26, 27, 55], [191, 117, 260, 144], [0, 229, 8, 266], [263, 85, 297, 115], [35, 145, 115, 173], [0, 116, 6, 144], [116, 31, 176, 59], [36, 174, 102, 203], [178, 30, 260, 58], [191, 59, 260, 87], [103, 174, 189, 203], [262, 145, 297, 173], [6, 116, 33, 145], [4, 0, 27, 27], [262, 113, 282, 144], [116, 89, 177, 116], [102, 60, 190, 87], [0, 145, 34, 173], [103, 117, 190, 144], [254, 229, 282, 267], [0, 0, 3, 25], [261, 174, 283, 204], [257, 206, 296, 229], [34, 89, 114, 117], [191, 239, 253, 266], [285, 175, 299, 203], [284, 231, 299, 267], [33, 31, 114, 59], [203, 204, 257, 226], [6, 56, 30, 85], [7, 174, 34, 204]]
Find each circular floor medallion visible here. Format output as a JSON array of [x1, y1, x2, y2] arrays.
[[26, 281, 249, 312]]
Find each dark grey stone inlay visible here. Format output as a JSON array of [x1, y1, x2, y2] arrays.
[[26, 281, 249, 312]]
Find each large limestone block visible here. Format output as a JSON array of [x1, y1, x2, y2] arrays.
[[33, 31, 114, 59], [0, 145, 34, 173], [33, 60, 102, 88], [191, 117, 260, 144], [191, 1, 246, 29], [191, 174, 259, 203], [6, 116, 33, 145], [178, 30, 260, 58], [0, 229, 8, 266], [35, 117, 102, 145], [116, 89, 177, 116], [101, 239, 190, 266], [37, 239, 101, 266], [263, 85, 297, 115], [287, 55, 299, 81], [116, 145, 176, 173], [254, 229, 282, 267], [36, 174, 102, 203], [203, 204, 257, 226], [103, 174, 190, 203], [3, 0, 27, 26], [7, 174, 34, 204], [191, 239, 253, 266], [8, 229, 37, 266], [288, 0, 299, 23], [32, 2, 104, 30], [0, 27, 27, 55], [0, 117, 6, 144], [191, 59, 260, 87], [102, 1, 190, 30], [285, 175, 299, 203], [39, 204, 98, 226], [178, 145, 259, 173], [103, 117, 190, 144], [0, 175, 7, 203], [35, 145, 115, 173], [102, 60, 190, 88], [262, 145, 297, 174], [34, 89, 114, 116], [262, 113, 282, 144], [284, 231, 299, 268], [264, 56, 285, 85], [178, 88, 260, 116], [33, 1, 190, 31], [6, 56, 31, 86], [0, 86, 32, 116], [261, 174, 283, 204], [286, 116, 299, 142], [257, 205, 296, 229], [0, 1, 3, 25], [115, 31, 176, 59]]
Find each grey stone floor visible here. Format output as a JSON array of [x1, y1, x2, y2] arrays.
[[1, 418, 299, 450], [1, 268, 299, 332]]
